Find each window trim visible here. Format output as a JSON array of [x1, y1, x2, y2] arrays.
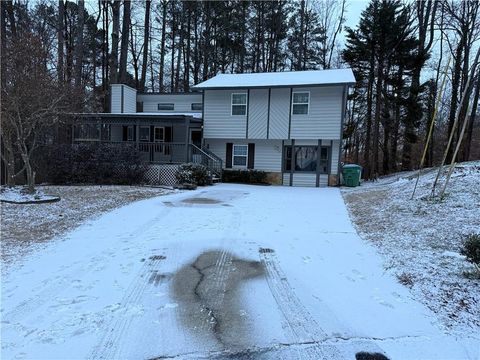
[[157, 103, 174, 111], [154, 126, 165, 142], [291, 91, 310, 115], [232, 144, 248, 168], [231, 92, 248, 116], [191, 102, 203, 111]]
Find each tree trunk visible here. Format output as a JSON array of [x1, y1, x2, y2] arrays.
[[159, 0, 167, 92], [184, 3, 191, 92], [109, 0, 120, 84], [462, 76, 479, 161], [57, 0, 64, 84], [119, 0, 131, 84], [372, 59, 383, 177], [74, 0, 84, 88], [139, 0, 150, 92]]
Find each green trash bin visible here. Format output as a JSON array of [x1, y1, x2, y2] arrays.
[[342, 164, 362, 187]]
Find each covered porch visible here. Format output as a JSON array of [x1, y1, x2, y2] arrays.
[[72, 113, 203, 164]]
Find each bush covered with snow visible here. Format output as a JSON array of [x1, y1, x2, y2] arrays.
[[36, 144, 147, 185], [222, 169, 268, 184], [175, 163, 211, 186], [461, 234, 480, 268]]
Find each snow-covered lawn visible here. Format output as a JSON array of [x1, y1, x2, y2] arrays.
[[1, 184, 478, 359], [1, 185, 173, 268], [343, 162, 480, 342]]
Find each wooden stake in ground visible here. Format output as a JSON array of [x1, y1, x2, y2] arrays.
[[411, 58, 450, 199], [431, 47, 480, 198]]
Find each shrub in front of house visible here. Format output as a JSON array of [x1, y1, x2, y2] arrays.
[[37, 144, 146, 185], [222, 169, 268, 184], [175, 163, 212, 186], [461, 233, 480, 268]]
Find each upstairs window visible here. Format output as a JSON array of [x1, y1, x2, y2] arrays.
[[158, 103, 174, 111], [292, 92, 309, 115], [231, 93, 247, 116], [233, 145, 248, 167], [191, 103, 202, 111]]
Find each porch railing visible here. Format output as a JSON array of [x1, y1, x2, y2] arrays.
[[73, 140, 223, 180], [189, 144, 223, 180]]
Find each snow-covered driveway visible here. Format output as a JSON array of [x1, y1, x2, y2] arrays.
[[1, 184, 475, 359]]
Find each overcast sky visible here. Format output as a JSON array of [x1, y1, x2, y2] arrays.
[[344, 0, 370, 31]]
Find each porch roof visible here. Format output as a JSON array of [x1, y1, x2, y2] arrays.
[[72, 112, 202, 125]]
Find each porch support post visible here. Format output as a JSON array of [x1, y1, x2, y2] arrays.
[[289, 139, 295, 186], [316, 139, 321, 187], [184, 117, 190, 163]]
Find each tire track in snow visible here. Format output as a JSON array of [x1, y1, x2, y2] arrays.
[[90, 255, 167, 359], [259, 249, 387, 359], [260, 248, 332, 360]]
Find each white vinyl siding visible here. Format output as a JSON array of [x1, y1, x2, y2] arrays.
[[268, 88, 290, 139], [110, 84, 137, 113], [205, 139, 282, 172], [123, 86, 137, 113], [137, 93, 202, 113], [282, 173, 328, 187], [248, 89, 268, 139], [110, 86, 122, 113], [290, 86, 344, 139], [203, 90, 248, 138]]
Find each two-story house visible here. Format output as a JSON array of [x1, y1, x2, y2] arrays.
[[73, 68, 355, 187], [193, 69, 355, 187]]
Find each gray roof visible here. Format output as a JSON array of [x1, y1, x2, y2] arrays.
[[192, 69, 356, 89]]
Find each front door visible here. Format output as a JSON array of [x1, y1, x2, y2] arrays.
[[190, 129, 202, 147]]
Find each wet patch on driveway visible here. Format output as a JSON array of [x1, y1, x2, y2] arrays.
[[181, 197, 222, 205], [172, 250, 264, 348]]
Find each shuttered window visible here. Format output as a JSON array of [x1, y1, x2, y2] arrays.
[[233, 145, 248, 167]]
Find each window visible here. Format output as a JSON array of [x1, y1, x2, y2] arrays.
[[191, 103, 202, 111], [154, 127, 164, 142], [284, 145, 329, 173], [127, 126, 134, 141], [74, 124, 100, 140], [139, 126, 150, 141], [233, 145, 248, 167], [158, 103, 174, 111], [292, 92, 309, 115], [319, 146, 329, 173], [231, 93, 247, 115]]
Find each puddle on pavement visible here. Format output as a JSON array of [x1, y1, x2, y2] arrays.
[[356, 352, 390, 360], [181, 197, 222, 205], [172, 250, 264, 348]]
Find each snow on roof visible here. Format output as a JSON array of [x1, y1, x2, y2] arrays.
[[78, 112, 202, 119], [193, 69, 356, 89], [123, 112, 203, 119]]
